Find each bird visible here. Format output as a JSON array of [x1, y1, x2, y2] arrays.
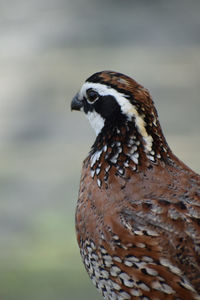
[[71, 70, 200, 300]]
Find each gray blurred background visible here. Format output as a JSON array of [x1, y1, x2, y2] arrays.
[[0, 1, 200, 299]]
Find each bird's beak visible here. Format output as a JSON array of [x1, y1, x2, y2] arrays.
[[71, 93, 83, 111]]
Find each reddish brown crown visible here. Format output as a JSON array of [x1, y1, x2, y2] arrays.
[[71, 71, 200, 300]]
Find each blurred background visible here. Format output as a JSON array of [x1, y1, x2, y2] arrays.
[[0, 0, 200, 299]]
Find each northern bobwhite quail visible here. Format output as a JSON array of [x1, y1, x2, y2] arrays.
[[71, 71, 200, 300]]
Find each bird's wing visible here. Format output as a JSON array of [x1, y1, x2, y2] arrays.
[[101, 192, 200, 299]]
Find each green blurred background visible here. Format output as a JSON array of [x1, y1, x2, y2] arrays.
[[0, 0, 200, 299]]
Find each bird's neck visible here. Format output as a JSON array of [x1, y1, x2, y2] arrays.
[[86, 120, 173, 189], [90, 120, 171, 168]]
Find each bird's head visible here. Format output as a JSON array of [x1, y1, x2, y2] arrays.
[[71, 71, 157, 133], [71, 71, 168, 158]]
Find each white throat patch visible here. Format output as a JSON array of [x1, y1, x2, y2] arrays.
[[86, 111, 105, 136]]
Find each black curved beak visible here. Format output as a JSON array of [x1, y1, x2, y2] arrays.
[[71, 93, 83, 111]]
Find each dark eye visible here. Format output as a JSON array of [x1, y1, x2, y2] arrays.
[[86, 89, 99, 103]]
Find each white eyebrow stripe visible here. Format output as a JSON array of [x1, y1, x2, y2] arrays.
[[80, 81, 127, 99], [80, 82, 153, 152]]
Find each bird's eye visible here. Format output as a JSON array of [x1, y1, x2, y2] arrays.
[[86, 89, 99, 103]]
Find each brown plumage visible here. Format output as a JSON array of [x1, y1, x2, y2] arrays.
[[71, 71, 200, 300]]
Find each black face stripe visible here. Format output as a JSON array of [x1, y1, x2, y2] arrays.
[[82, 98, 93, 114], [94, 95, 124, 122], [83, 94, 126, 126]]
